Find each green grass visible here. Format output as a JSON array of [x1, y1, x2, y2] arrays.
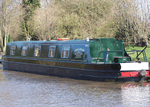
[[125, 45, 150, 63]]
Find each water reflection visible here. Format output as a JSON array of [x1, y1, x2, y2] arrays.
[[0, 68, 149, 107], [121, 83, 150, 107]]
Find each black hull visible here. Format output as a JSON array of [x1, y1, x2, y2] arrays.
[[2, 61, 142, 82]]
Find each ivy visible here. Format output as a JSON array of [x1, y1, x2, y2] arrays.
[[21, 0, 40, 40]]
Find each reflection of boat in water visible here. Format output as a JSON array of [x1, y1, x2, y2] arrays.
[[121, 83, 150, 106], [1, 38, 150, 82], [122, 83, 149, 89]]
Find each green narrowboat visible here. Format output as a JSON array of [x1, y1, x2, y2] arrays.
[[1, 38, 149, 81]]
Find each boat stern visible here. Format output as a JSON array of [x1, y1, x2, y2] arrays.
[[119, 62, 149, 81]]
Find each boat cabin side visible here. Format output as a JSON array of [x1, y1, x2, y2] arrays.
[[4, 38, 133, 64], [5, 40, 92, 63]]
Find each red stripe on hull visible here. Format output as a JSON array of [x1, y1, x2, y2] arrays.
[[121, 71, 149, 77]]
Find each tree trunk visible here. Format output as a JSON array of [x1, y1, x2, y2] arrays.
[[0, 0, 7, 52], [0, 31, 3, 52]]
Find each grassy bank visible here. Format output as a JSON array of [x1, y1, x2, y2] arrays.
[[125, 45, 150, 63]]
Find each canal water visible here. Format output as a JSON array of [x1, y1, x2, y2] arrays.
[[0, 64, 150, 107]]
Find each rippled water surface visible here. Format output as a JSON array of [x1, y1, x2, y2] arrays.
[[0, 64, 150, 107]]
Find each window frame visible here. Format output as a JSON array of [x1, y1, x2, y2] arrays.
[[10, 45, 16, 55], [34, 46, 41, 57], [21, 46, 28, 56], [48, 45, 56, 58], [61, 45, 70, 58]]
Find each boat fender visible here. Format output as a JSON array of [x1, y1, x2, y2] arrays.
[[139, 70, 147, 77]]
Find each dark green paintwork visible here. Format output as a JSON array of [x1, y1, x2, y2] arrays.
[[90, 38, 131, 63], [5, 39, 132, 64], [3, 56, 121, 70], [6, 40, 92, 62]]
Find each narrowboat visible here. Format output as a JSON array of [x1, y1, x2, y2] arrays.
[[1, 38, 150, 82]]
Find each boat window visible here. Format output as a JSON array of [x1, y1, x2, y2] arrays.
[[21, 46, 28, 56], [10, 46, 16, 55], [48, 46, 56, 57], [61, 46, 70, 58], [34, 46, 41, 57]]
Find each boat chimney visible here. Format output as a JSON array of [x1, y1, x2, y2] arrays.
[[27, 36, 31, 41], [86, 37, 90, 41]]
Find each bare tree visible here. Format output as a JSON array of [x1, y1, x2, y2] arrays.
[[114, 0, 150, 43], [0, 0, 23, 52], [30, 1, 58, 40], [0, 0, 8, 52]]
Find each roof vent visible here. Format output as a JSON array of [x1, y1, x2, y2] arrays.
[[27, 36, 31, 41], [86, 37, 89, 41]]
